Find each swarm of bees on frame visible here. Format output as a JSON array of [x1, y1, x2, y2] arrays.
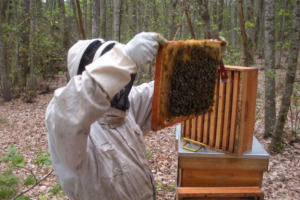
[[169, 44, 220, 117]]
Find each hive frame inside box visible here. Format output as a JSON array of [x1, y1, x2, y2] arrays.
[[151, 40, 222, 132], [181, 65, 258, 156]]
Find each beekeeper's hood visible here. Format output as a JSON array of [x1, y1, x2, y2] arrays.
[[67, 39, 136, 111]]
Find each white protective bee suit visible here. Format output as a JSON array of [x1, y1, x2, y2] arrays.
[[45, 32, 168, 200]]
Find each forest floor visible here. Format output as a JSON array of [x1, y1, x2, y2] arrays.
[[1, 56, 300, 200]]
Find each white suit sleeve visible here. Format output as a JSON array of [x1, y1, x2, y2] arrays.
[[45, 44, 136, 170], [128, 81, 154, 135]]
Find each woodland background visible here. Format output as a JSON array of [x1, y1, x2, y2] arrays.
[[1, 0, 300, 199]]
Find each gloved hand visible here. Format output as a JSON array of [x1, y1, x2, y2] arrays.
[[218, 36, 228, 58], [124, 32, 168, 67]]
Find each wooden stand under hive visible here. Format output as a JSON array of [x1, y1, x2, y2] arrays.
[[151, 40, 222, 131]]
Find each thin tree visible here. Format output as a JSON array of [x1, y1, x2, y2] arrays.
[[244, 0, 254, 43], [197, 0, 211, 39], [237, 0, 250, 66], [168, 0, 178, 40], [232, 0, 237, 48], [263, 0, 276, 138], [269, 0, 300, 151], [0, 0, 12, 101], [100, 0, 106, 39], [28, 0, 36, 98], [58, 0, 71, 81], [113, 0, 122, 41], [276, 0, 289, 69], [254, 0, 264, 50], [91, 0, 100, 38], [183, 0, 196, 39], [217, 0, 224, 31], [71, 0, 86, 39]]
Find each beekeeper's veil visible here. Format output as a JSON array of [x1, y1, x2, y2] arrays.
[[67, 39, 136, 111]]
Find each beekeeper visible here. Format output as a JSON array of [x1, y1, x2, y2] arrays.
[[45, 32, 168, 200]]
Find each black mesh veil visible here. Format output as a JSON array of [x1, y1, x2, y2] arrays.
[[110, 73, 136, 111], [78, 40, 136, 112]]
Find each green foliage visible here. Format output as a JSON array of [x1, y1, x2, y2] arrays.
[[15, 196, 31, 200], [245, 21, 255, 29], [223, 49, 242, 66], [146, 147, 153, 159], [23, 175, 36, 186], [34, 151, 52, 168], [49, 183, 63, 195], [0, 118, 7, 124], [156, 182, 176, 192], [0, 146, 54, 199], [266, 71, 276, 80]]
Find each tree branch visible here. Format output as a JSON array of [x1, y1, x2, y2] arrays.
[[13, 170, 54, 200]]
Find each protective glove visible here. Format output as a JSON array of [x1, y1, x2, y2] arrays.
[[218, 36, 228, 58], [124, 32, 168, 68]]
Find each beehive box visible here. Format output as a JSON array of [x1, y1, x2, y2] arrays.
[[151, 40, 222, 131], [181, 65, 258, 155]]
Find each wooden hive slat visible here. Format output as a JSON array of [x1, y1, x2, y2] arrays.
[[228, 71, 240, 153], [215, 73, 226, 149], [203, 112, 210, 145], [222, 71, 233, 151], [209, 75, 220, 147], [196, 115, 204, 142], [180, 65, 258, 156]]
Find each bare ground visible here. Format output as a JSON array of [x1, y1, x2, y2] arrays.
[[1, 63, 300, 199]]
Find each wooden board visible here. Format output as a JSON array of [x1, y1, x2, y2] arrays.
[[181, 169, 263, 187], [176, 187, 264, 200], [179, 157, 269, 172]]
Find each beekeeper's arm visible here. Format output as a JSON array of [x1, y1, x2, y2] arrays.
[[45, 32, 167, 171]]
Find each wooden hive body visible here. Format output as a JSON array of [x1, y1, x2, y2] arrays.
[[151, 40, 222, 131], [181, 65, 258, 155]]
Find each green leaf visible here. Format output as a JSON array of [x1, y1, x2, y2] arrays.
[[0, 186, 14, 199], [13, 155, 25, 167], [23, 176, 36, 186], [1, 156, 9, 162], [49, 183, 62, 195], [8, 145, 17, 155], [16, 196, 31, 200]]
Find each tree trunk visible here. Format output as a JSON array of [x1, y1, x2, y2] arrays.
[[237, 0, 249, 66], [180, 1, 186, 39], [183, 0, 196, 39], [71, 0, 86, 39], [254, 0, 263, 49], [91, 0, 100, 38], [197, 0, 211, 39], [76, 0, 86, 39], [58, 0, 71, 82], [83, 0, 87, 35], [28, 0, 36, 99], [270, 0, 300, 151], [0, 0, 12, 101], [232, 0, 237, 48], [276, 0, 289, 69], [100, 0, 106, 39], [263, 0, 276, 138], [218, 0, 224, 31], [245, 0, 254, 42], [168, 0, 178, 40], [19, 0, 30, 89], [113, 0, 122, 41]]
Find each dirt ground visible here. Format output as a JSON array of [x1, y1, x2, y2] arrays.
[[1, 63, 300, 199]]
